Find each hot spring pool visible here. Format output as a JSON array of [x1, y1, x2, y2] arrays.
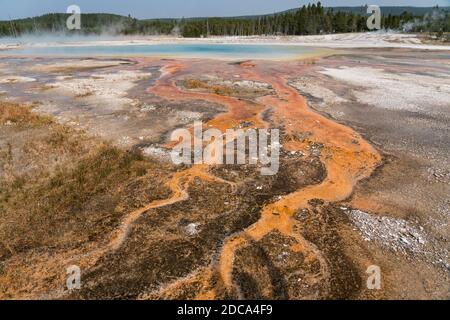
[[1, 43, 323, 60]]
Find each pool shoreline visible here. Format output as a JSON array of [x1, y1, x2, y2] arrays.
[[2, 33, 450, 52]]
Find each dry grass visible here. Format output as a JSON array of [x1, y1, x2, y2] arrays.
[[75, 91, 95, 98], [418, 32, 450, 44], [300, 58, 317, 65], [0, 102, 174, 260], [182, 78, 274, 98], [0, 142, 172, 258], [33, 84, 57, 92], [184, 79, 234, 96], [0, 102, 52, 127], [0, 102, 186, 299]]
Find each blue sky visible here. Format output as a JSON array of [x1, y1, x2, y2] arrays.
[[1, 0, 449, 20]]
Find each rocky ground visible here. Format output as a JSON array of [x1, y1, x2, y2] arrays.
[[0, 47, 448, 300], [290, 48, 450, 299]]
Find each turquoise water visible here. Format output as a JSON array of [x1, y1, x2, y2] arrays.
[[2, 44, 320, 59]]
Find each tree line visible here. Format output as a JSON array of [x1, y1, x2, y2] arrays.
[[1, 2, 448, 38]]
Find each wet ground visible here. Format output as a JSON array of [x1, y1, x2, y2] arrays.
[[0, 48, 448, 299]]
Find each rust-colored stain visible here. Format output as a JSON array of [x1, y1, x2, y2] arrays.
[[0, 57, 382, 299], [141, 59, 382, 298]]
